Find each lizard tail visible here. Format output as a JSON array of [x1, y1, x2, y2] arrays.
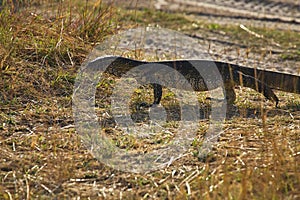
[[231, 64, 300, 94]]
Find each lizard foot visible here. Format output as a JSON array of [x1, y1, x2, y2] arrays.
[[136, 102, 153, 110]]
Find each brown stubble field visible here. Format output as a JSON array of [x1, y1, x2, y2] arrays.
[[0, 0, 299, 199]]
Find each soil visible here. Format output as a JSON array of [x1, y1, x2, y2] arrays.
[[107, 0, 300, 74], [1, 1, 299, 199]]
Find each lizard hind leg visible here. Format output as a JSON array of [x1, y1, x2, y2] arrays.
[[211, 85, 237, 116], [238, 73, 279, 107], [225, 85, 236, 106]]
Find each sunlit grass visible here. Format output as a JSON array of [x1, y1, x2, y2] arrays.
[[0, 1, 299, 199]]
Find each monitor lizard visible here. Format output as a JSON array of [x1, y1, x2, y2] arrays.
[[88, 56, 300, 107]]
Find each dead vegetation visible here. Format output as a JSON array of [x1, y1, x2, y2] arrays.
[[0, 0, 299, 199]]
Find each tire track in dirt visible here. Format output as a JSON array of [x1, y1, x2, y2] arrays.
[[153, 0, 300, 73], [157, 0, 300, 21], [155, 0, 300, 31], [107, 0, 300, 73]]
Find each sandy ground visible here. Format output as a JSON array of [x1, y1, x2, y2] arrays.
[[105, 0, 300, 74]]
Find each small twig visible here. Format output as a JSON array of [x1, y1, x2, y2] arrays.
[[179, 169, 200, 186], [55, 19, 64, 49], [61, 124, 75, 129], [67, 49, 74, 66], [224, 145, 260, 151], [185, 181, 191, 196], [240, 24, 264, 38], [12, 142, 15, 152], [5, 190, 13, 200], [240, 24, 281, 47], [40, 184, 53, 194], [69, 178, 98, 182], [158, 175, 170, 184], [24, 175, 30, 200], [0, 48, 14, 70]]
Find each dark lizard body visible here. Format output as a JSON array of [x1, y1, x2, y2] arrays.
[[95, 56, 300, 106]]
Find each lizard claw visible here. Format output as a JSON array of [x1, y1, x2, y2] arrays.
[[136, 102, 152, 110]]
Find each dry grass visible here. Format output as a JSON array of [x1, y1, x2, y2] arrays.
[[0, 0, 299, 199]]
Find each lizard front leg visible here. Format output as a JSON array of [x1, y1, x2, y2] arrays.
[[236, 72, 279, 107], [152, 83, 163, 105], [137, 83, 163, 109]]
